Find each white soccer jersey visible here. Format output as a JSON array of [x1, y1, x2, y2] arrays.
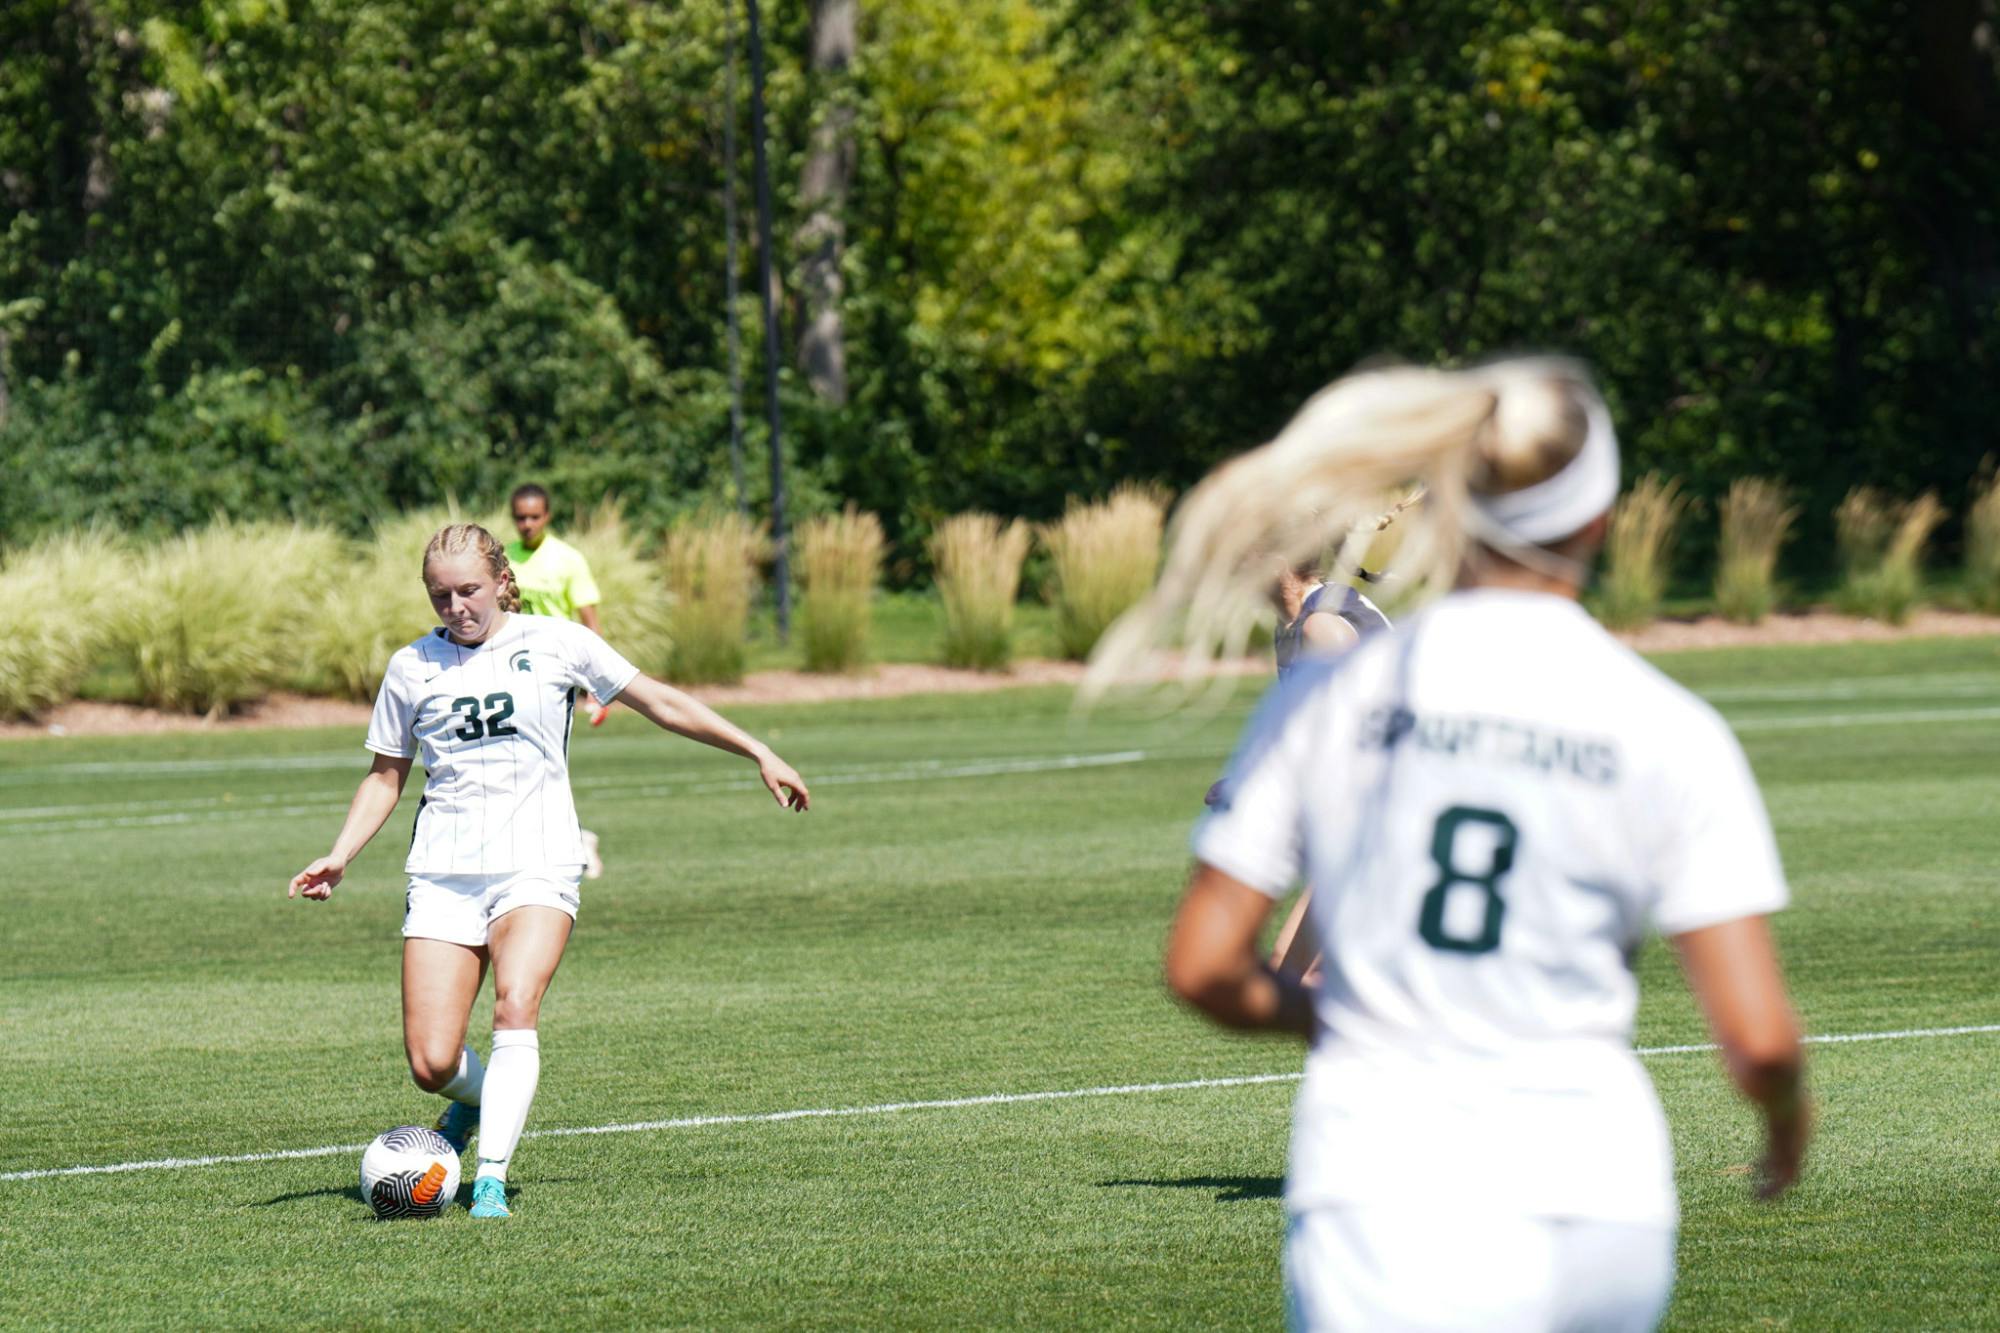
[[366, 614, 641, 875], [1193, 588, 1788, 1227]]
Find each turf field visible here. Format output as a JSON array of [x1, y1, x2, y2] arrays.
[[3, 636, 1997, 1330]]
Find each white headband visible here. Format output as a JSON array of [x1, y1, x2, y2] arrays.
[[1468, 394, 1621, 545]]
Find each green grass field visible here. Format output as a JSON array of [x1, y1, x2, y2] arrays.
[[3, 637, 1997, 1329]]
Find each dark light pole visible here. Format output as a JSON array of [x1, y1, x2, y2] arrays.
[[744, 0, 791, 640], [721, 0, 748, 520]]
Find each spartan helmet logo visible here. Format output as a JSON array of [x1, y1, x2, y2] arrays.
[[510, 650, 533, 673]]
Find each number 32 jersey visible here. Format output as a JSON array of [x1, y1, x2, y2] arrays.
[[366, 615, 641, 875], [1192, 588, 1788, 1228]]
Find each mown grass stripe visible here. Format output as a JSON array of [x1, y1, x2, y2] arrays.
[[14, 693, 2000, 830], [5, 1022, 1993, 1185], [0, 750, 1165, 837]]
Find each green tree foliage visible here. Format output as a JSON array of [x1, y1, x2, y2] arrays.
[[1070, 0, 1998, 573], [1, 0, 1994, 590], [0, 0, 806, 538]]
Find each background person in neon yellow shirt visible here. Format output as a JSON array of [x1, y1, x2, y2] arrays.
[[507, 484, 605, 635], [508, 482, 610, 876]]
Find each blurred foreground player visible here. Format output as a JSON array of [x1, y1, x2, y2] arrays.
[[1094, 356, 1809, 1331]]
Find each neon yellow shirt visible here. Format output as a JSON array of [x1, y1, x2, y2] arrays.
[[505, 534, 601, 622]]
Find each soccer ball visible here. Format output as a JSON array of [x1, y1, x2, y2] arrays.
[[359, 1126, 461, 1219]]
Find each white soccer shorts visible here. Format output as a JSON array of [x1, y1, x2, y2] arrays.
[[1284, 1204, 1675, 1332], [401, 868, 583, 946]]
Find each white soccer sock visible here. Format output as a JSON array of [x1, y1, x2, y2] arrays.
[[437, 1044, 485, 1105], [474, 1029, 540, 1181]]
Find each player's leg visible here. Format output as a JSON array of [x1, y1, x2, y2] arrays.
[[401, 938, 488, 1092], [402, 877, 495, 1152], [402, 937, 488, 1151], [468, 893, 576, 1217]]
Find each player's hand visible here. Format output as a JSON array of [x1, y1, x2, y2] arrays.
[[588, 695, 610, 727], [1756, 1098, 1811, 1200], [288, 857, 346, 901], [757, 753, 810, 812]]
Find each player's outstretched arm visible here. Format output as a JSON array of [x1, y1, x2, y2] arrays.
[[614, 673, 810, 811], [288, 753, 413, 900], [1165, 863, 1315, 1038], [1672, 915, 1810, 1199]]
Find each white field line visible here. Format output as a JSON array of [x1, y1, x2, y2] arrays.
[[3, 1022, 1994, 1185], [0, 750, 1170, 836], [1696, 674, 2000, 705], [1729, 705, 2000, 732], [0, 753, 362, 786]]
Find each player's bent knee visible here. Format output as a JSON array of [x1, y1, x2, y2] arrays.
[[491, 997, 542, 1031], [407, 1051, 461, 1093]]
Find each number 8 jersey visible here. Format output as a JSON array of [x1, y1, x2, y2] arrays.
[[1192, 588, 1788, 1228], [366, 615, 641, 876]]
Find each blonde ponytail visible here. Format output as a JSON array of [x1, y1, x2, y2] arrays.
[[1082, 357, 1603, 703]]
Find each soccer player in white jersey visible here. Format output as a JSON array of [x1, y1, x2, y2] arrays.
[[1089, 357, 1809, 1330], [288, 523, 810, 1220]]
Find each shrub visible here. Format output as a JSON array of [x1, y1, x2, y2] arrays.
[[563, 499, 675, 676], [1965, 472, 2000, 614], [1713, 478, 1798, 625], [1040, 485, 1167, 659], [661, 512, 766, 685], [797, 506, 885, 674], [306, 506, 463, 702], [120, 520, 345, 716], [931, 513, 1032, 670], [1598, 474, 1689, 630], [0, 529, 128, 720], [1836, 488, 1945, 624]]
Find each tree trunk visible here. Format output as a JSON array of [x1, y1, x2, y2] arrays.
[[796, 0, 857, 406]]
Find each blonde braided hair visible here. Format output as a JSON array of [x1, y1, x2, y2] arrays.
[[422, 523, 522, 613]]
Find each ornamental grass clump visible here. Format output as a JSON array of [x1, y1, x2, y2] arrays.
[[661, 512, 766, 685], [309, 506, 460, 701], [1713, 478, 1798, 625], [1964, 472, 2000, 614], [121, 520, 345, 716], [798, 506, 885, 674], [564, 499, 675, 676], [0, 529, 127, 719], [931, 512, 1031, 671], [1836, 488, 1944, 624], [1041, 484, 1167, 660], [1597, 474, 1688, 630]]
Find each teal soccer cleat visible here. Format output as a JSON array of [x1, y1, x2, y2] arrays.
[[469, 1176, 510, 1219], [433, 1099, 480, 1155]]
